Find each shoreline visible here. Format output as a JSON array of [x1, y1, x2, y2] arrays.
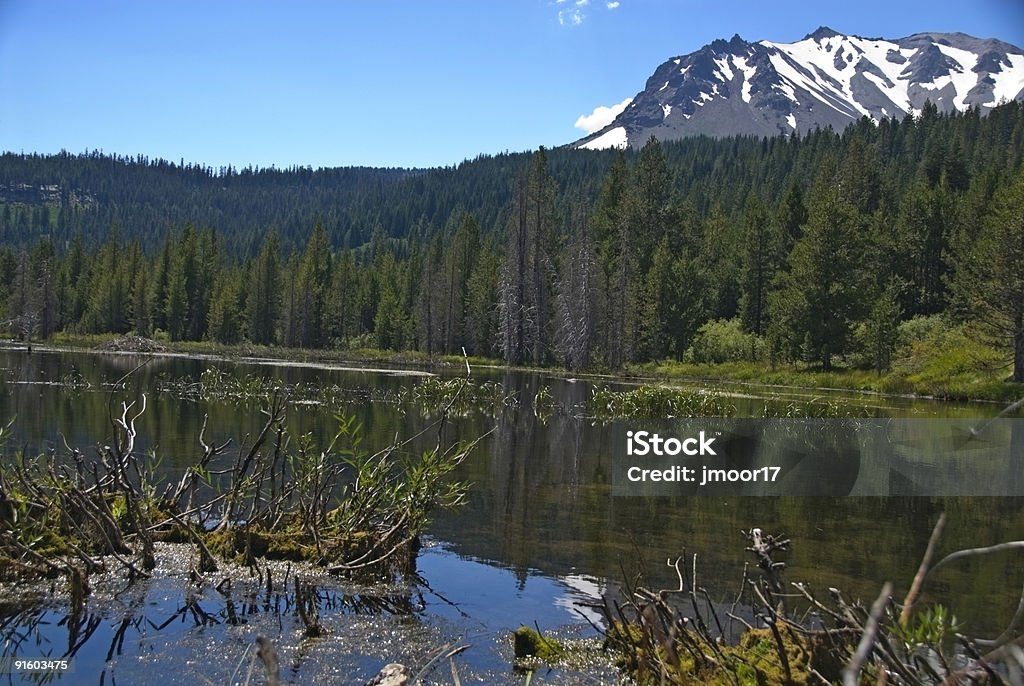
[[4, 334, 1022, 408]]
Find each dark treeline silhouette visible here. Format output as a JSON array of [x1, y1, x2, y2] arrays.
[[2, 101, 1023, 378]]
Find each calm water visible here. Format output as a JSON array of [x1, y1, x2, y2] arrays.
[[1, 347, 1023, 684]]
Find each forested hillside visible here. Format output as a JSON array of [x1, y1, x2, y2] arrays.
[[2, 102, 1023, 378]]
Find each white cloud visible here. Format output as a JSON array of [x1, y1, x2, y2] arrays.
[[558, 7, 584, 25], [606, 1, 620, 8], [574, 97, 633, 134], [575, 0, 589, 5]]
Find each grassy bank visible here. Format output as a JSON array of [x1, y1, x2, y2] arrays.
[[628, 358, 1024, 404], [31, 326, 1024, 406]]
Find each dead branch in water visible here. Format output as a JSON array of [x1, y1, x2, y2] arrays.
[[600, 522, 1024, 686]]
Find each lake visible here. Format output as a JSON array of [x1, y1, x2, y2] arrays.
[[1, 347, 1022, 684]]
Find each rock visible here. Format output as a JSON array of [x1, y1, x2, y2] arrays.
[[363, 663, 410, 686]]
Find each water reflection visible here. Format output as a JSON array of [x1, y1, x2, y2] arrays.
[[0, 542, 615, 685], [1, 347, 1023, 679]]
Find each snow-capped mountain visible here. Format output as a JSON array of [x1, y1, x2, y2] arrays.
[[575, 27, 1024, 149]]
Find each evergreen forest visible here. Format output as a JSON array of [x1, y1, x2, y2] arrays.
[[2, 101, 1023, 381]]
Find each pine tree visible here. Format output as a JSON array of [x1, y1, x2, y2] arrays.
[[776, 181, 808, 257], [856, 280, 902, 375], [374, 253, 409, 351], [699, 203, 741, 321], [769, 184, 869, 369], [592, 152, 630, 367], [416, 233, 445, 355], [464, 241, 500, 357], [132, 264, 151, 336], [247, 231, 281, 345], [187, 228, 218, 340], [148, 234, 173, 333], [295, 222, 331, 348], [7, 249, 35, 341], [208, 268, 243, 344], [442, 212, 479, 352], [952, 168, 1024, 381], [739, 195, 775, 336], [165, 224, 198, 341], [165, 261, 188, 341], [83, 226, 130, 334], [640, 235, 681, 360], [328, 248, 356, 346], [60, 231, 87, 330], [29, 238, 58, 339]]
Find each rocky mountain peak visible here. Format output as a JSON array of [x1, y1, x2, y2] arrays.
[[574, 27, 1024, 150]]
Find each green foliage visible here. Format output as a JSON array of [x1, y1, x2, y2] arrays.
[[892, 320, 1005, 387], [207, 268, 244, 344], [247, 231, 281, 345], [769, 182, 869, 369], [589, 385, 736, 419], [413, 376, 516, 416], [686, 318, 764, 363], [327, 414, 473, 547], [892, 605, 960, 651], [951, 166, 1024, 381], [853, 280, 902, 374], [513, 626, 564, 661]]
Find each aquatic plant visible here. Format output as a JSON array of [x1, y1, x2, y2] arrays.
[[0, 379, 479, 594], [413, 376, 518, 417], [588, 384, 879, 420], [589, 385, 738, 420], [598, 518, 1024, 685]]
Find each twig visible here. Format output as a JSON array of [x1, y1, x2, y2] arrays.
[[842, 582, 892, 686], [900, 514, 945, 624], [927, 540, 1024, 579]]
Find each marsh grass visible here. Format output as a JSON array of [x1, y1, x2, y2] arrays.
[[0, 372, 480, 591], [587, 384, 878, 420], [601, 521, 1024, 685]]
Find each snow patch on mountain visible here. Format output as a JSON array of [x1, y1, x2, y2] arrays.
[[580, 126, 628, 150], [733, 55, 756, 102], [931, 44, 979, 108], [990, 54, 1024, 104]]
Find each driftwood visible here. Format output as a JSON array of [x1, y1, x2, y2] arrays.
[[744, 527, 789, 587]]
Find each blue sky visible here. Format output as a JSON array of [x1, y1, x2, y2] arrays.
[[1, 1, 1022, 169]]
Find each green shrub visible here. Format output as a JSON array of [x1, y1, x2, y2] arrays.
[[686, 318, 764, 364], [895, 314, 947, 350], [892, 320, 1009, 395]]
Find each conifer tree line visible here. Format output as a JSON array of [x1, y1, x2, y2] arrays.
[[1, 102, 1023, 379]]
